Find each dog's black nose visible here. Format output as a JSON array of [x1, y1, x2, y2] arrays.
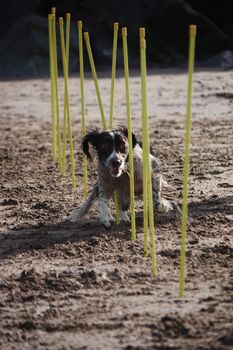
[[110, 159, 121, 167]]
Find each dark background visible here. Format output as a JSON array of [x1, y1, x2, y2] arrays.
[[0, 0, 233, 78]]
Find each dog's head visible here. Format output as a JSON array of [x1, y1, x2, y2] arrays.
[[82, 126, 137, 178]]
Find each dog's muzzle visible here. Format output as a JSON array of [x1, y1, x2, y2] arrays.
[[109, 158, 123, 177]]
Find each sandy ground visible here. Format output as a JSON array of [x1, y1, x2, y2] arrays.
[[0, 70, 233, 350]]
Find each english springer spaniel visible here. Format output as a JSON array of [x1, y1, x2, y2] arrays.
[[66, 126, 180, 228]]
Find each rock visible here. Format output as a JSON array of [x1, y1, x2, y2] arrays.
[[1, 198, 18, 205]]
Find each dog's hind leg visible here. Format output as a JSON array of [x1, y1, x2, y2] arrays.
[[120, 209, 131, 223], [152, 174, 181, 216], [65, 183, 99, 222]]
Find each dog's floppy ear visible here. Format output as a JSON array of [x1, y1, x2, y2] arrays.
[[82, 131, 99, 160], [119, 125, 137, 148]]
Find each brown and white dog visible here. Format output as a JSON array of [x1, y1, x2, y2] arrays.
[[66, 126, 180, 228]]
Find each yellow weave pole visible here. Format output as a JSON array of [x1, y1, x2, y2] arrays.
[[84, 32, 107, 130], [109, 22, 120, 225], [51, 11, 62, 169], [140, 36, 156, 276], [59, 17, 76, 189], [109, 22, 118, 129], [179, 25, 196, 298], [139, 28, 148, 256], [122, 27, 136, 240], [78, 21, 88, 198], [48, 14, 56, 163], [61, 13, 71, 176]]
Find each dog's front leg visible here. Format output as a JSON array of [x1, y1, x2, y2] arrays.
[[98, 191, 114, 229], [112, 183, 130, 224], [118, 191, 130, 224]]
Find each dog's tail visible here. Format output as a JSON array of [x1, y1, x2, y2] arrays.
[[65, 183, 99, 222]]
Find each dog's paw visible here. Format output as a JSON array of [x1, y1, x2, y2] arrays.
[[157, 199, 174, 214], [120, 210, 130, 223], [157, 199, 182, 219], [100, 213, 115, 229], [63, 208, 80, 223]]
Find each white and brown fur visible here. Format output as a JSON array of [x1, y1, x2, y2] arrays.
[[66, 126, 180, 228]]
